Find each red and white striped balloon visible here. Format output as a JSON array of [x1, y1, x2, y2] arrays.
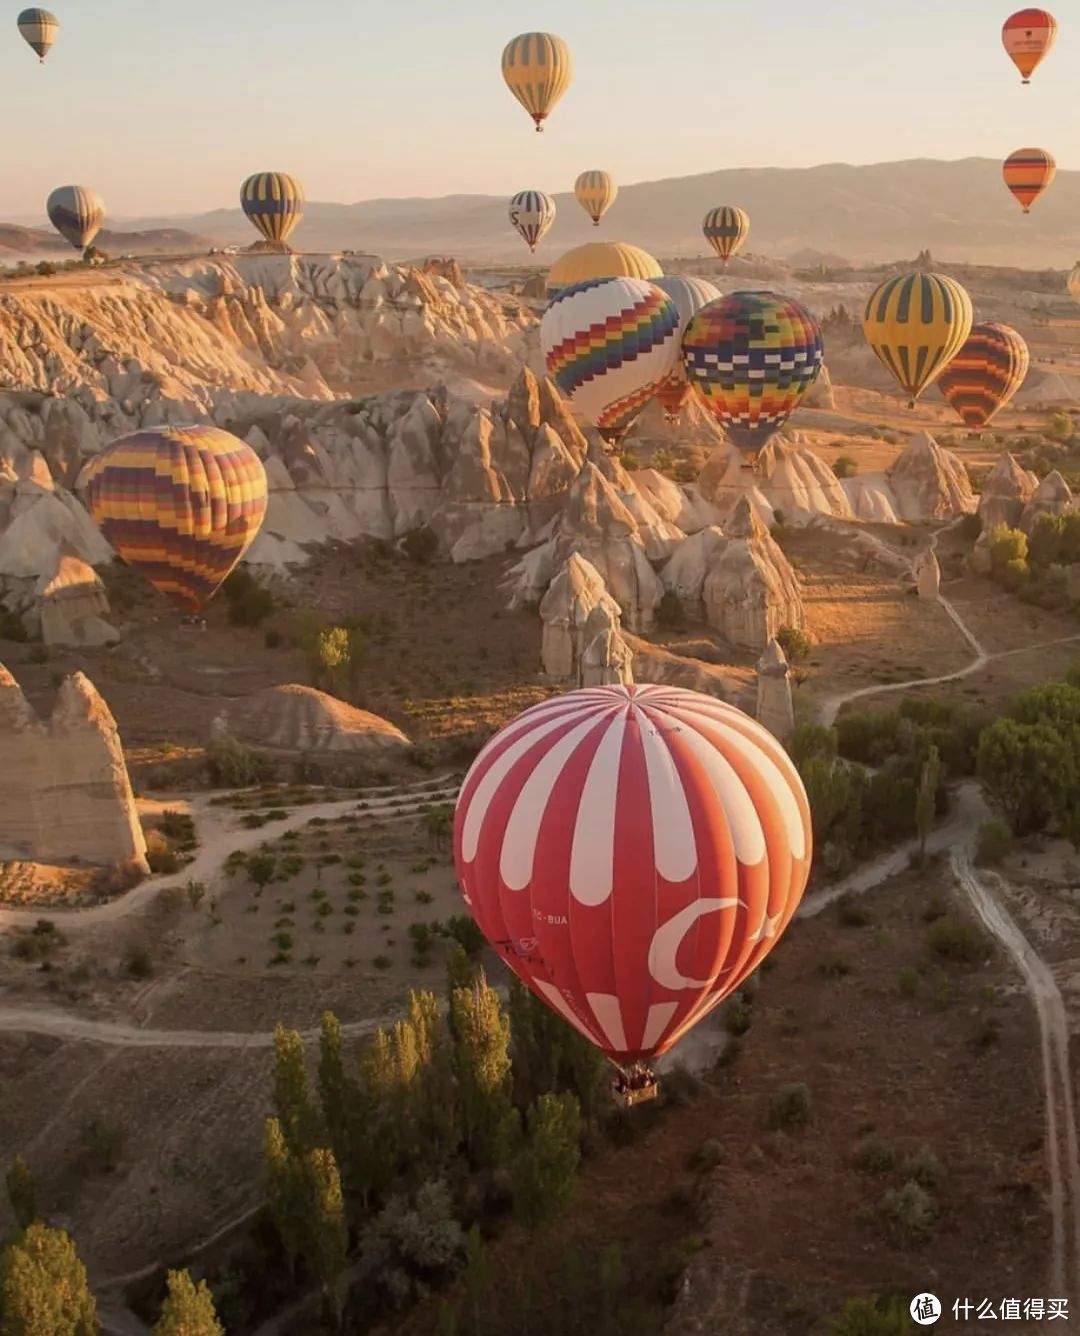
[[453, 684, 812, 1063]]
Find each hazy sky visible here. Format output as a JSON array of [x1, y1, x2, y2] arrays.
[[4, 0, 1075, 219]]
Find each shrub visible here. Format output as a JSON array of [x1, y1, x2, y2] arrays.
[[373, 954, 392, 970], [928, 918, 984, 964], [824, 1295, 915, 1335], [832, 455, 858, 479], [975, 818, 1013, 867], [692, 1138, 725, 1171], [854, 1139, 896, 1174], [223, 568, 276, 627], [401, 525, 439, 564], [883, 1179, 937, 1247], [900, 1146, 943, 1190], [837, 897, 872, 928], [897, 967, 920, 997], [445, 914, 486, 956], [775, 625, 812, 663], [206, 735, 269, 787], [82, 1118, 125, 1173], [125, 945, 153, 979], [264, 628, 282, 649], [724, 1001, 753, 1036], [359, 1179, 465, 1308], [144, 831, 180, 875], [768, 1083, 812, 1130], [656, 590, 685, 631]]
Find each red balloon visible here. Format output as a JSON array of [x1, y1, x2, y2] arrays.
[[453, 685, 812, 1063]]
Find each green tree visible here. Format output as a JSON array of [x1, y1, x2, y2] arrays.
[[452, 974, 513, 1169], [512, 1092, 582, 1230], [1029, 513, 1064, 567], [408, 991, 460, 1174], [776, 625, 812, 663], [1047, 410, 1074, 442], [0, 1223, 98, 1336], [461, 1225, 491, 1334], [264, 1118, 305, 1274], [787, 723, 838, 770], [312, 627, 351, 692], [246, 854, 277, 892], [152, 1270, 223, 1336], [977, 717, 1078, 835], [273, 1024, 321, 1153], [916, 744, 940, 865], [422, 804, 454, 853], [317, 1012, 355, 1174], [5, 1158, 36, 1231], [301, 1148, 348, 1323]]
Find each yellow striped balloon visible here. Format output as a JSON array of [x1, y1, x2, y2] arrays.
[[575, 171, 617, 226], [85, 426, 268, 613], [862, 271, 974, 406], [1003, 148, 1055, 213], [17, 7, 57, 62], [241, 172, 305, 244], [501, 32, 572, 132], [703, 206, 750, 263], [547, 241, 662, 298], [1068, 261, 1080, 305]]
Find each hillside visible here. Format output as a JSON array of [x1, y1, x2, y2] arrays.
[[112, 157, 1080, 267], [0, 224, 216, 259]]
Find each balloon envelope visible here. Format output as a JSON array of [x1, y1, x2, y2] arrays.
[[861, 271, 973, 404], [85, 426, 268, 612], [546, 241, 662, 298], [542, 277, 680, 444], [501, 32, 572, 131], [682, 291, 824, 455], [508, 191, 556, 252], [649, 276, 722, 423], [1003, 148, 1055, 213], [1002, 8, 1057, 82], [46, 186, 104, 250], [17, 7, 57, 60], [241, 172, 304, 243], [936, 322, 1030, 430], [574, 171, 617, 226], [703, 206, 750, 263], [453, 684, 813, 1063]]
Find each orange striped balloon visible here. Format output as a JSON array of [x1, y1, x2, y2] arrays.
[[1003, 147, 1056, 213]]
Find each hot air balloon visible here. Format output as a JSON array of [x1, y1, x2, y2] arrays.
[[682, 291, 824, 460], [1003, 8, 1057, 83], [46, 186, 105, 252], [1068, 262, 1080, 305], [84, 426, 268, 615], [542, 277, 680, 445], [575, 171, 617, 227], [1003, 148, 1056, 213], [546, 241, 662, 299], [703, 206, 750, 265], [501, 32, 572, 132], [649, 276, 722, 424], [861, 271, 973, 407], [453, 684, 812, 1100], [508, 191, 556, 253], [17, 7, 57, 61], [936, 322, 1030, 432], [240, 172, 304, 244]]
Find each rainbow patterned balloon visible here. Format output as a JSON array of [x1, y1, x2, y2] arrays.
[[682, 291, 824, 455], [936, 322, 1030, 430], [541, 277, 681, 444], [650, 276, 721, 423], [453, 685, 813, 1063], [85, 426, 268, 613]]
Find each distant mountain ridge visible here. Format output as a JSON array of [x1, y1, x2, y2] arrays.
[[92, 158, 1080, 269], [0, 224, 215, 258]]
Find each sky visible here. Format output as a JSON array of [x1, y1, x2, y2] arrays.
[[3, 0, 1077, 220]]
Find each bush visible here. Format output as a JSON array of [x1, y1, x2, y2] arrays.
[[832, 455, 858, 479], [768, 1083, 812, 1130], [656, 590, 685, 631], [854, 1139, 896, 1174], [401, 525, 439, 565], [927, 918, 984, 964], [975, 818, 1013, 867], [144, 830, 180, 875], [223, 568, 276, 627], [264, 628, 282, 649], [125, 945, 153, 979], [776, 625, 813, 663], [445, 914, 486, 957], [900, 1146, 943, 1190], [359, 1179, 465, 1307], [837, 897, 872, 928], [883, 1179, 937, 1247], [82, 1118, 125, 1173], [206, 735, 269, 787], [824, 1295, 916, 1335], [897, 967, 920, 997]]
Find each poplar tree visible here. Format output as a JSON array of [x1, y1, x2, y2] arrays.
[[0, 1223, 98, 1336], [4, 1158, 36, 1231], [152, 1270, 223, 1336]]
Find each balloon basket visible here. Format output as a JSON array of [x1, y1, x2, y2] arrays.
[[612, 1081, 658, 1110]]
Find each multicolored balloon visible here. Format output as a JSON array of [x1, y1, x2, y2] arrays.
[[1003, 148, 1056, 213], [17, 7, 57, 61], [240, 172, 304, 244], [84, 426, 268, 613], [649, 276, 721, 424], [936, 322, 1030, 431], [575, 171, 617, 227], [703, 206, 750, 264], [46, 186, 104, 251], [542, 277, 680, 445], [1002, 8, 1057, 83], [508, 190, 556, 252], [546, 241, 662, 298], [861, 271, 973, 406], [682, 291, 824, 457], [501, 32, 572, 132], [453, 684, 813, 1067]]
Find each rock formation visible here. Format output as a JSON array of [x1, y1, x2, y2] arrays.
[[877, 430, 976, 522], [213, 684, 410, 756], [661, 498, 804, 651], [0, 664, 148, 870], [978, 453, 1038, 531], [914, 547, 941, 601], [756, 639, 795, 740], [34, 547, 118, 647], [538, 553, 631, 685], [1020, 469, 1074, 534]]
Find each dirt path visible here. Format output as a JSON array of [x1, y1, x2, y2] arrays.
[[0, 1008, 384, 1049]]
